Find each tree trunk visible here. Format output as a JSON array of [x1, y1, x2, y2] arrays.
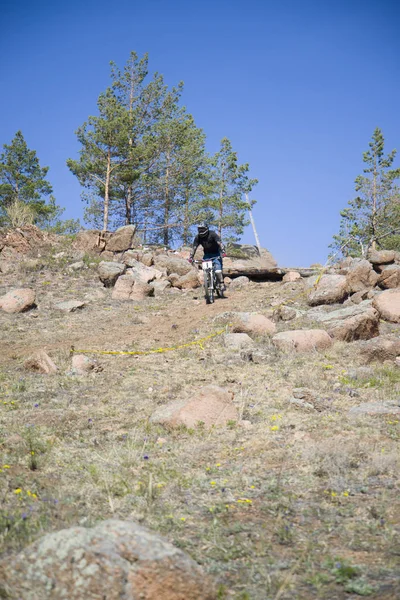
[[183, 184, 190, 245], [163, 159, 170, 246], [372, 151, 377, 250], [125, 186, 133, 224], [103, 149, 111, 232], [245, 192, 261, 253]]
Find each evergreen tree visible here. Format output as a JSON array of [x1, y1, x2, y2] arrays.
[[331, 128, 400, 257], [207, 138, 257, 242], [0, 131, 55, 225], [67, 88, 128, 231]]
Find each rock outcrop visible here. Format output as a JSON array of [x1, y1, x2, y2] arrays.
[[0, 519, 216, 600]]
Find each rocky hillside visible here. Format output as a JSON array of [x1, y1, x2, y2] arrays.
[[0, 226, 399, 600]]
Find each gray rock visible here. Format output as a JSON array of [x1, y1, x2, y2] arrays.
[[224, 332, 254, 350], [67, 261, 85, 271], [230, 276, 250, 288], [98, 261, 126, 287], [106, 225, 137, 252], [307, 274, 349, 306], [0, 519, 216, 600], [306, 301, 373, 323], [54, 300, 85, 312], [348, 402, 400, 417]]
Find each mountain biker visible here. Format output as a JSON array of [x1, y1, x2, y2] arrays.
[[189, 223, 226, 289]]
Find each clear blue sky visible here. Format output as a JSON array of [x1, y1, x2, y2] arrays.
[[1, 0, 399, 265]]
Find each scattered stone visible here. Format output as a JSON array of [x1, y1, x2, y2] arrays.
[[105, 225, 137, 252], [346, 259, 379, 293], [307, 274, 349, 306], [230, 276, 250, 288], [54, 300, 86, 312], [358, 335, 400, 363], [273, 305, 300, 321], [282, 271, 301, 283], [0, 288, 36, 313], [232, 313, 276, 336], [348, 401, 400, 417], [224, 333, 255, 350], [368, 249, 395, 265], [150, 385, 237, 429], [272, 329, 333, 352], [224, 276, 232, 285], [292, 388, 330, 411], [71, 354, 102, 375], [327, 308, 380, 342], [0, 519, 216, 600], [24, 350, 57, 374], [98, 261, 126, 287], [288, 397, 315, 411], [378, 264, 400, 289], [372, 288, 400, 323], [67, 261, 85, 271]]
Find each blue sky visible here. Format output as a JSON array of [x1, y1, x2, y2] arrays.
[[1, 0, 399, 265]]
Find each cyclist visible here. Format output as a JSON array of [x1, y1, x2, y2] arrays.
[[189, 223, 226, 289]]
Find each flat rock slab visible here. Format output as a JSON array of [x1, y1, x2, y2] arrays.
[[348, 402, 400, 417], [231, 313, 276, 336], [0, 519, 216, 600], [150, 385, 237, 429], [55, 300, 86, 312], [0, 288, 36, 313]]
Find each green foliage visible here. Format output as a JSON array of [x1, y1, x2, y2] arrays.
[[206, 137, 258, 242], [68, 51, 258, 246], [331, 128, 400, 257], [0, 131, 58, 226]]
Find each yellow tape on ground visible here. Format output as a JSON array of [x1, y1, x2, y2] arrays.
[[70, 328, 227, 357]]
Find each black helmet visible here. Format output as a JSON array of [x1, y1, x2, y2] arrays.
[[197, 222, 209, 238]]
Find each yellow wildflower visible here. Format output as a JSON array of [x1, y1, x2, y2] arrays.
[[342, 491, 349, 497], [270, 425, 279, 431], [3, 465, 10, 469], [210, 481, 216, 486], [14, 488, 22, 494]]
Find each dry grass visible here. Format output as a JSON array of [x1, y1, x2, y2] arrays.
[[0, 246, 399, 599]]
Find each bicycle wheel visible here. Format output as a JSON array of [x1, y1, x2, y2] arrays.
[[204, 270, 214, 304]]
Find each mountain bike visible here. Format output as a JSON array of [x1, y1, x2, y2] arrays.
[[195, 258, 225, 304]]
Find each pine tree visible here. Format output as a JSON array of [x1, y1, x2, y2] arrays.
[[0, 131, 55, 225], [67, 88, 128, 231], [331, 128, 400, 257], [207, 138, 257, 242]]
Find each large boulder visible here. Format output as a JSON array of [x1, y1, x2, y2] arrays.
[[154, 254, 194, 276], [231, 312, 276, 336], [372, 288, 400, 323], [98, 261, 126, 287], [105, 225, 137, 252], [73, 229, 110, 253], [378, 265, 400, 289], [307, 274, 349, 306], [0, 288, 36, 313], [150, 385, 237, 429], [0, 519, 216, 600], [327, 308, 380, 342], [358, 335, 400, 363], [125, 260, 163, 284], [306, 300, 372, 323], [112, 275, 154, 301], [169, 269, 201, 289], [272, 329, 333, 352], [346, 259, 379, 293], [368, 249, 396, 265], [230, 276, 250, 289], [223, 244, 277, 275]]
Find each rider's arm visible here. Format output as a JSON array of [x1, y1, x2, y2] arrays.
[[190, 235, 199, 260], [215, 233, 226, 256]]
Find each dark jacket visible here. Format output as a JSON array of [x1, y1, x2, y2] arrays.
[[192, 230, 225, 257]]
